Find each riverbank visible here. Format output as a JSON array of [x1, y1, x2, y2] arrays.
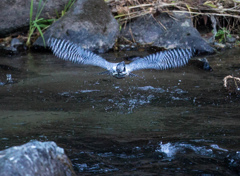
[[107, 0, 240, 47], [0, 0, 239, 54]]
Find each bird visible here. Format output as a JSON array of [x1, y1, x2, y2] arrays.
[[48, 38, 196, 79]]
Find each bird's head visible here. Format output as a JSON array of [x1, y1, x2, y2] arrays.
[[112, 61, 127, 79]]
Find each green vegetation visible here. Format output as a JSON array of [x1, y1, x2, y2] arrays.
[[27, 0, 75, 48], [27, 0, 54, 47], [215, 28, 232, 43], [59, 0, 75, 17], [25, 0, 239, 47], [235, 40, 240, 46]]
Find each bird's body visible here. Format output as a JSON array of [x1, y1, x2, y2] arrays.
[[48, 38, 196, 79]]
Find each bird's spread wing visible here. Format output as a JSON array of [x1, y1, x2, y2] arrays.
[[48, 38, 116, 71], [125, 48, 196, 73]]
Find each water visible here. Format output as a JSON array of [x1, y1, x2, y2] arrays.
[[0, 49, 240, 175]]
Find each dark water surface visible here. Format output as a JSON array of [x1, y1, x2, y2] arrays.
[[0, 49, 240, 175]]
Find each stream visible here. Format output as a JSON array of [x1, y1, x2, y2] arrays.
[[0, 48, 240, 175]]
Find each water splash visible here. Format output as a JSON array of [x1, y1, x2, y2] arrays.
[[6, 74, 13, 83], [156, 142, 215, 158]]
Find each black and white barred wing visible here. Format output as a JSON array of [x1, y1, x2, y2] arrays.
[[48, 38, 116, 71], [126, 48, 196, 73]]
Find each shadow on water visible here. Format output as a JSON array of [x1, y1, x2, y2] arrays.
[[0, 49, 240, 175]]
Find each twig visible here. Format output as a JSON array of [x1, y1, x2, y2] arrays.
[[169, 10, 240, 19], [128, 4, 152, 9], [109, 0, 240, 23], [223, 75, 240, 88]]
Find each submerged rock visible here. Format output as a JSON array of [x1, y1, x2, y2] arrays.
[[34, 0, 119, 53], [120, 12, 214, 54], [0, 141, 76, 176]]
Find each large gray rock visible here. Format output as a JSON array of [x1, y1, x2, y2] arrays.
[[121, 13, 214, 54], [34, 0, 119, 53], [0, 141, 76, 176], [0, 0, 69, 37]]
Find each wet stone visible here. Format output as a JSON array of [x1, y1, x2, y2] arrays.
[[34, 0, 119, 53], [0, 141, 76, 176], [0, 0, 70, 37], [120, 12, 214, 54], [0, 38, 27, 55]]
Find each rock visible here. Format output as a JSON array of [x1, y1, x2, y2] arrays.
[[34, 0, 119, 53], [0, 38, 27, 55], [11, 38, 23, 47], [189, 57, 213, 71], [213, 42, 228, 50], [120, 12, 215, 54], [0, 0, 69, 37], [198, 58, 213, 71], [226, 36, 236, 43], [0, 141, 76, 176]]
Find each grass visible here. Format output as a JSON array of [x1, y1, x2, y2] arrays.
[[25, 0, 239, 47], [62, 0, 76, 17], [55, 0, 76, 18], [27, 0, 54, 47], [27, 0, 75, 48]]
